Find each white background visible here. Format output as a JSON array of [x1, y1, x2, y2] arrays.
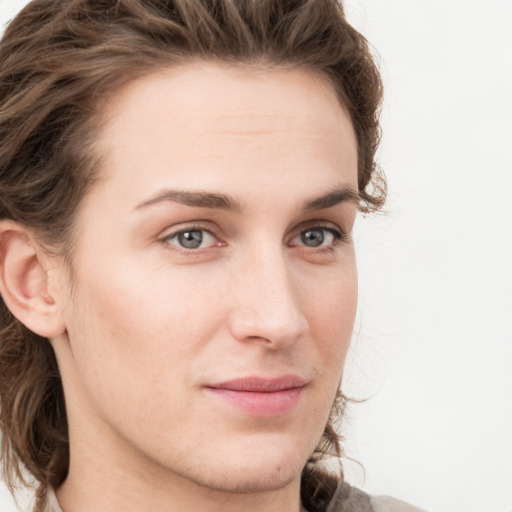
[[1, 0, 511, 511]]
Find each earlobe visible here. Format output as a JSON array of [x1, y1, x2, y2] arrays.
[[0, 221, 66, 338]]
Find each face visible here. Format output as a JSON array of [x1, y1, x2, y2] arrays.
[[52, 62, 359, 495]]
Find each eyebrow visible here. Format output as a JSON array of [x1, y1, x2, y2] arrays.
[[301, 185, 359, 212], [134, 190, 244, 213], [134, 185, 359, 213]]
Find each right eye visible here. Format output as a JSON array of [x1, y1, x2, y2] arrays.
[[164, 228, 218, 250]]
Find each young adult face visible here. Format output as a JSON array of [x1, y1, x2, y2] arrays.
[[49, 62, 359, 507]]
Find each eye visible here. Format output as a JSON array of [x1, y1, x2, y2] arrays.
[[164, 228, 218, 250], [291, 226, 343, 248]]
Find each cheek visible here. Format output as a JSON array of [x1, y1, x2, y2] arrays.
[[296, 265, 357, 445], [305, 259, 358, 332], [63, 260, 221, 405], [304, 261, 358, 359]]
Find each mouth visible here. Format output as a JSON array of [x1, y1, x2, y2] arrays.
[[204, 376, 307, 418]]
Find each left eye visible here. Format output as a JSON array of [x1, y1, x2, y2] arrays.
[[292, 227, 341, 248], [165, 229, 217, 249]]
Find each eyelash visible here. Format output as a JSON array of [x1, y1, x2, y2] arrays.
[[160, 223, 348, 252], [290, 224, 348, 251], [160, 224, 223, 253]]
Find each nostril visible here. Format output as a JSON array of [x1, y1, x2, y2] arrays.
[[228, 307, 308, 348]]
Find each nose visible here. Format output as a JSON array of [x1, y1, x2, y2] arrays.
[[227, 246, 309, 349]]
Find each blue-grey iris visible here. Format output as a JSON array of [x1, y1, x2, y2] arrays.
[[301, 228, 324, 247], [178, 230, 203, 249]]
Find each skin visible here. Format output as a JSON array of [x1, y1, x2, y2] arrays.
[[1, 62, 359, 512]]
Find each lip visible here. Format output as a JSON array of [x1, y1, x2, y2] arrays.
[[204, 376, 307, 418]]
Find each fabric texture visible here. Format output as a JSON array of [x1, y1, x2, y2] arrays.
[[371, 495, 428, 512], [325, 482, 427, 512], [43, 483, 426, 512], [326, 481, 374, 511]]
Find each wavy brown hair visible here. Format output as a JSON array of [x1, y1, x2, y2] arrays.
[[0, 1, 385, 510]]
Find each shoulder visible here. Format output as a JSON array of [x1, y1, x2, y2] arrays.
[[326, 481, 427, 512], [371, 495, 428, 512]]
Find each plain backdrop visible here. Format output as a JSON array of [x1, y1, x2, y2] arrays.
[[1, 0, 511, 511]]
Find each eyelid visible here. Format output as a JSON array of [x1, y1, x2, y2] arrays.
[[288, 222, 349, 245], [159, 222, 225, 251], [157, 220, 349, 253]]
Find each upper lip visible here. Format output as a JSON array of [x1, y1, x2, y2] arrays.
[[206, 375, 307, 392]]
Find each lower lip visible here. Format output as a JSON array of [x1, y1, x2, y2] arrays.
[[205, 387, 304, 417]]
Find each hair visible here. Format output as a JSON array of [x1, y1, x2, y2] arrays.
[[0, 1, 385, 510]]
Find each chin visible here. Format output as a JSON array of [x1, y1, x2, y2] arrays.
[[180, 435, 309, 494], [192, 461, 301, 494]]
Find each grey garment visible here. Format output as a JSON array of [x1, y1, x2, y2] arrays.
[[371, 495, 428, 512], [327, 481, 428, 512], [326, 482, 374, 512], [44, 484, 427, 512]]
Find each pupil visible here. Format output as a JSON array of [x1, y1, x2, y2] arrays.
[[178, 230, 203, 249], [301, 229, 324, 247]]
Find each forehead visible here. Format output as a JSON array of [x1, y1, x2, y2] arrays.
[[86, 62, 358, 213], [103, 61, 351, 129]]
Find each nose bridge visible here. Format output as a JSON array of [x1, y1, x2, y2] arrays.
[[228, 240, 308, 347]]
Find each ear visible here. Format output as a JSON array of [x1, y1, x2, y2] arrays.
[[0, 220, 66, 338]]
